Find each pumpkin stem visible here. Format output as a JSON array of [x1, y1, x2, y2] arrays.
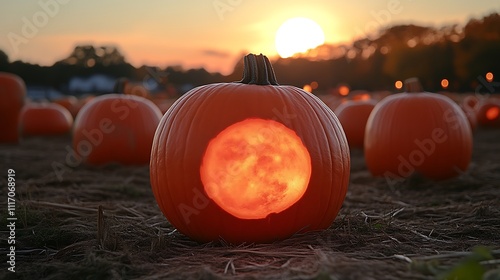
[[113, 77, 129, 94], [239, 54, 279, 85], [404, 77, 423, 93]]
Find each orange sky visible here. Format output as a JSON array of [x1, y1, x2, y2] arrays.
[[1, 1, 498, 74]]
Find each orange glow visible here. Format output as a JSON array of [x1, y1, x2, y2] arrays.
[[338, 85, 350, 96], [441, 79, 449, 89], [395, 80, 403, 90], [275, 17, 325, 58], [303, 84, 313, 93], [310, 81, 319, 89], [486, 107, 499, 120], [352, 93, 371, 101], [486, 72, 494, 82], [200, 118, 311, 219]]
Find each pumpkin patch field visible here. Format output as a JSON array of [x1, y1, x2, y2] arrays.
[[1, 80, 500, 279]]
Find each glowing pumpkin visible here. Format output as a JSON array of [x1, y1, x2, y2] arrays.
[[0, 72, 26, 143], [150, 54, 350, 243], [334, 99, 376, 149], [476, 99, 500, 127], [73, 94, 162, 165], [364, 78, 473, 181], [19, 103, 73, 136]]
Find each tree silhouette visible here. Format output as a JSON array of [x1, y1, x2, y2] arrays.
[[0, 49, 9, 71], [1, 12, 499, 94]]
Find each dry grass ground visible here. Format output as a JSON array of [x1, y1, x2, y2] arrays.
[[1, 127, 499, 280]]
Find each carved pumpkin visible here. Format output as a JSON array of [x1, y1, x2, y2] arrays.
[[334, 99, 376, 149], [19, 103, 73, 136], [364, 78, 473, 181], [476, 99, 500, 127], [150, 54, 350, 243], [72, 94, 162, 165], [0, 72, 26, 143]]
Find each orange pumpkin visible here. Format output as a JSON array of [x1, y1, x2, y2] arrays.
[[72, 95, 95, 117], [0, 72, 26, 143], [334, 99, 376, 149], [19, 103, 73, 136], [476, 99, 500, 127], [72, 94, 162, 165], [114, 77, 150, 98], [150, 54, 350, 243], [348, 90, 371, 101], [462, 95, 479, 112], [364, 78, 473, 182], [52, 95, 79, 117]]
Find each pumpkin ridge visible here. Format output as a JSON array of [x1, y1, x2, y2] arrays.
[[159, 87, 207, 235], [288, 86, 346, 230]]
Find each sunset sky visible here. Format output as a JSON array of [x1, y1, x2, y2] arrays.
[[1, 0, 499, 74]]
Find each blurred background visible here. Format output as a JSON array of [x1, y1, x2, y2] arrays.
[[0, 0, 499, 100]]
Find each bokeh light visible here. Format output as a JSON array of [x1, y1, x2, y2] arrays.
[[441, 79, 449, 89], [338, 85, 350, 96], [395, 80, 403, 90], [486, 72, 494, 82], [303, 84, 312, 93], [486, 107, 499, 120]]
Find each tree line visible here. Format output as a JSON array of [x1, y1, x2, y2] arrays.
[[0, 12, 498, 94]]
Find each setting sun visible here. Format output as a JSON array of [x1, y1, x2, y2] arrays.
[[275, 17, 325, 58]]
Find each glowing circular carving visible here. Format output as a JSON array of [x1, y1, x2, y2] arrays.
[[486, 107, 499, 120], [200, 118, 311, 219]]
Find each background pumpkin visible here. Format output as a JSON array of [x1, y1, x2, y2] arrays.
[[19, 102, 73, 136], [52, 95, 79, 118], [460, 104, 478, 131], [73, 94, 162, 165], [334, 99, 376, 149], [0, 72, 26, 143], [150, 54, 350, 244], [364, 77, 473, 181], [462, 95, 479, 112], [476, 99, 500, 127]]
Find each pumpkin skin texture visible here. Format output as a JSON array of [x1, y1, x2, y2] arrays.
[[150, 54, 350, 244], [334, 100, 376, 149], [0, 72, 26, 143], [364, 78, 473, 181], [19, 103, 73, 136], [73, 94, 162, 165]]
